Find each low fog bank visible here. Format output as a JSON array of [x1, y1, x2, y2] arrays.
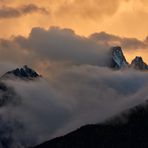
[[1, 65, 148, 147]]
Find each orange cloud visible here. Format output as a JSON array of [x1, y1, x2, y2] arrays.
[[0, 0, 147, 41], [56, 0, 121, 20]]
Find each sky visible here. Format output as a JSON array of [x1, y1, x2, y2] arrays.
[[0, 0, 147, 40], [1, 1, 148, 147], [0, 0, 148, 64]]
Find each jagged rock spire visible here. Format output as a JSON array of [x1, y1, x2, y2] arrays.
[[110, 46, 148, 71], [131, 56, 148, 70], [111, 46, 129, 69]]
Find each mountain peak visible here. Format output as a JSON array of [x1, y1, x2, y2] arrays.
[[110, 47, 148, 71], [131, 56, 148, 70], [111, 46, 129, 69], [2, 65, 40, 80]]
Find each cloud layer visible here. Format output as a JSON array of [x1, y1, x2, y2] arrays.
[[0, 26, 148, 73], [0, 0, 148, 147], [56, 0, 122, 19], [14, 27, 112, 66], [90, 31, 148, 50], [0, 0, 148, 39], [1, 65, 148, 147], [0, 26, 147, 147], [0, 4, 48, 19]]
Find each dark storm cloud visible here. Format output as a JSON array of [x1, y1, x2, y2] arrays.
[[90, 32, 121, 43], [12, 27, 148, 71], [0, 4, 49, 19], [90, 32, 148, 50], [15, 27, 111, 66], [0, 26, 148, 71], [0, 39, 27, 65]]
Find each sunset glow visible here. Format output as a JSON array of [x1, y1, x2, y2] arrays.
[[0, 0, 147, 39]]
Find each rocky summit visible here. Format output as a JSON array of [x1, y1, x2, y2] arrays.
[[131, 56, 148, 70], [111, 46, 148, 71], [2, 65, 40, 80], [111, 46, 129, 69]]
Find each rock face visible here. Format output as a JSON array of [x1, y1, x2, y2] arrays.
[[111, 46, 129, 69], [131, 56, 148, 70], [110, 46, 148, 71], [2, 65, 40, 80]]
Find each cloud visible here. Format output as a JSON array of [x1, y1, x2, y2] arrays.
[[55, 0, 128, 20], [0, 26, 148, 73], [14, 27, 112, 66], [0, 0, 148, 40], [13, 27, 148, 69], [0, 0, 147, 39], [0, 26, 147, 147], [0, 38, 29, 70], [90, 31, 148, 50], [1, 65, 148, 147], [0, 4, 49, 19]]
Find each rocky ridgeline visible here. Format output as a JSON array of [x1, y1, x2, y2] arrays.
[[1, 65, 41, 80], [111, 46, 148, 70]]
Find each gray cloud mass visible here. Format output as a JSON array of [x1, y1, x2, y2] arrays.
[[1, 66, 148, 147], [0, 26, 148, 69], [90, 31, 148, 50], [0, 27, 147, 147], [0, 4, 49, 19]]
